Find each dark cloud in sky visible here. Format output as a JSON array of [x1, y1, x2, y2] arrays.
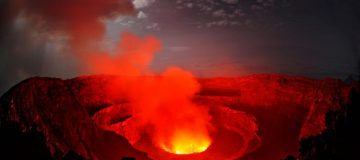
[[9, 0, 134, 46], [0, 0, 135, 94], [1, 0, 360, 94], [144, 0, 360, 78]]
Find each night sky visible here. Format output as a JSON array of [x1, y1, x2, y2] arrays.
[[1, 0, 359, 94]]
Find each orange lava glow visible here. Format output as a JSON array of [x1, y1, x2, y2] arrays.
[[160, 129, 211, 154]]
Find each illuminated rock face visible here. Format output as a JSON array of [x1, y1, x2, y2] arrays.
[[0, 75, 355, 160]]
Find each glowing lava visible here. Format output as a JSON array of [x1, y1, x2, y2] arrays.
[[160, 129, 212, 154]]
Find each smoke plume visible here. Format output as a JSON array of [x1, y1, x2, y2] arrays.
[[85, 32, 161, 76]]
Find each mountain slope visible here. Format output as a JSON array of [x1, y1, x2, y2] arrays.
[[0, 74, 355, 160]]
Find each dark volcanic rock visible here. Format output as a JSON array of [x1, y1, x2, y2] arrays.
[[0, 74, 356, 160], [291, 88, 360, 160]]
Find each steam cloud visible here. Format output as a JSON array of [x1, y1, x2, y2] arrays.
[[85, 32, 161, 76]]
